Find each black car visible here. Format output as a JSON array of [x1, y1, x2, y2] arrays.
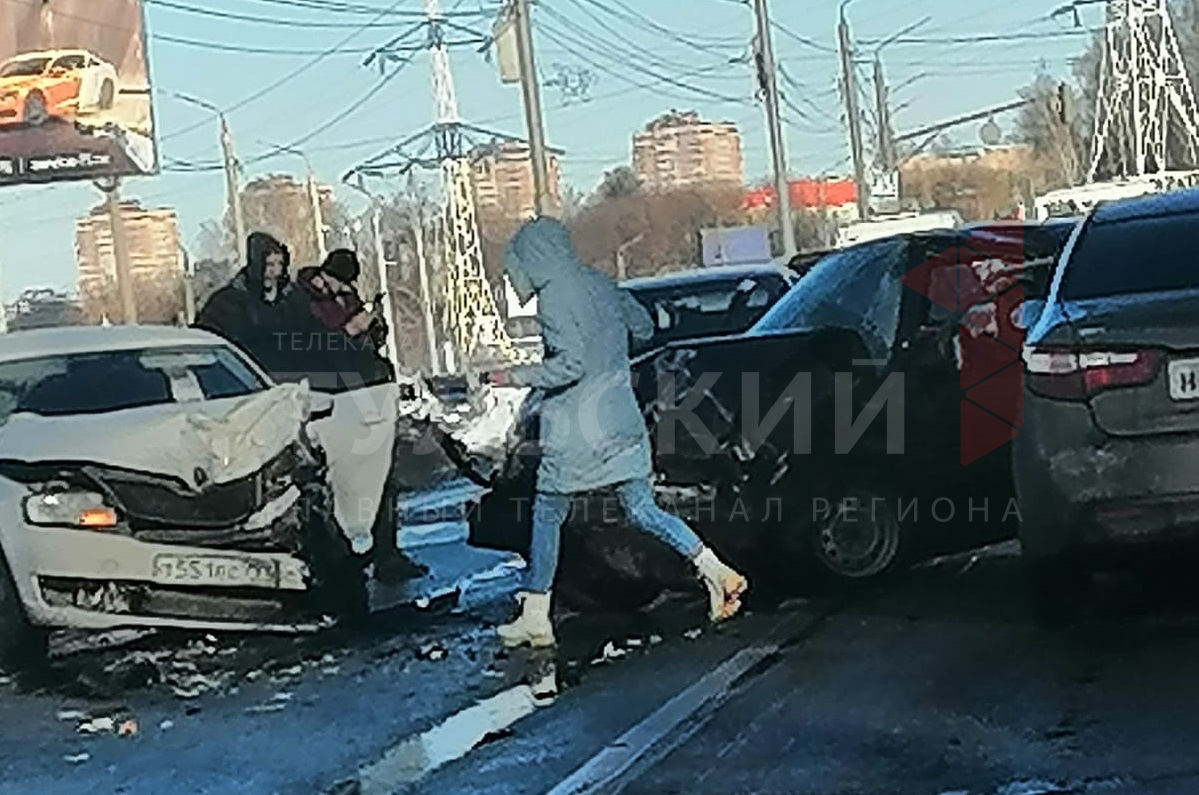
[[622, 263, 798, 353], [1014, 188, 1199, 619], [461, 223, 1074, 610]]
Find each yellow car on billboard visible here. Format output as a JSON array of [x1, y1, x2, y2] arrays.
[[0, 49, 118, 127]]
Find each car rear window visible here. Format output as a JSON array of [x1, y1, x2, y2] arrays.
[[0, 346, 265, 421], [631, 273, 787, 342], [1060, 212, 1199, 300]]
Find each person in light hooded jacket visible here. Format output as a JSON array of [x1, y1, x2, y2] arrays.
[[485, 216, 749, 648]]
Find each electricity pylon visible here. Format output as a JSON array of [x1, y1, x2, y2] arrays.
[[1088, 0, 1199, 180], [346, 0, 533, 368]]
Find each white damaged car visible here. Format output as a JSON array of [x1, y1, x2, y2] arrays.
[[0, 326, 366, 668]]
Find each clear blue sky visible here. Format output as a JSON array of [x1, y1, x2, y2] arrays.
[[0, 0, 1097, 300]]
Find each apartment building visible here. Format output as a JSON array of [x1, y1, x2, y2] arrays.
[[632, 111, 744, 192]]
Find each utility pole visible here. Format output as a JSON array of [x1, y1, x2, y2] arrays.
[[180, 247, 196, 325], [306, 170, 326, 262], [839, 6, 870, 221], [100, 180, 137, 325], [511, 0, 552, 216], [369, 201, 401, 376], [0, 255, 7, 334], [873, 56, 895, 171], [751, 0, 797, 258], [412, 206, 441, 374], [220, 116, 247, 270]]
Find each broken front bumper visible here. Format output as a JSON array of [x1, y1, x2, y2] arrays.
[[19, 525, 312, 631], [2, 475, 353, 632]]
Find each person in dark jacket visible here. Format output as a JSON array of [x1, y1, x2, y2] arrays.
[[484, 217, 749, 649], [285, 249, 394, 391], [194, 232, 293, 376]]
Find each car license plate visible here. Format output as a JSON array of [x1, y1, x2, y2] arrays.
[[1168, 358, 1199, 401], [152, 554, 281, 588]]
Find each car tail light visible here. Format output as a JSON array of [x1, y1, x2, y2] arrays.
[[1025, 347, 1160, 400]]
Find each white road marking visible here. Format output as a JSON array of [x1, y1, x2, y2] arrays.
[[543, 612, 819, 795], [356, 684, 539, 794]]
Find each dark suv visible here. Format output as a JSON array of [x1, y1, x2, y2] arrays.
[[1015, 188, 1199, 614]]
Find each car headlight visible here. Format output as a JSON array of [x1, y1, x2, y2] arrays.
[[23, 490, 119, 529]]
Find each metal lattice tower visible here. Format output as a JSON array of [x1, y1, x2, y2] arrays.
[[425, 0, 521, 365], [345, 0, 531, 368], [1088, 0, 1199, 180]]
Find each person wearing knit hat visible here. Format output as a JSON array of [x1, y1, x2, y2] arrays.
[[321, 248, 361, 288]]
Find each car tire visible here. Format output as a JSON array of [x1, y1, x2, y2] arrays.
[[0, 552, 48, 674], [99, 80, 115, 110], [22, 92, 47, 126], [1027, 554, 1087, 627], [779, 480, 907, 592]]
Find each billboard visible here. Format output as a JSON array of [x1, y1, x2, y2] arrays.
[[0, 0, 157, 186]]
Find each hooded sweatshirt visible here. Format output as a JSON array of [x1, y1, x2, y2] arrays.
[[194, 232, 293, 374], [502, 216, 656, 494]]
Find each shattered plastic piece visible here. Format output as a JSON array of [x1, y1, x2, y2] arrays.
[[591, 642, 628, 666], [649, 635, 663, 646], [158, 720, 175, 731], [245, 702, 288, 714], [625, 638, 644, 648], [77, 717, 116, 734], [63, 752, 91, 765], [277, 665, 303, 677], [0, 674, 12, 686], [117, 720, 139, 738], [683, 628, 702, 640], [417, 643, 448, 662], [57, 709, 87, 722]]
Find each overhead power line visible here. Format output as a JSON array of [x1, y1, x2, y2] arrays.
[[146, 0, 482, 26], [771, 20, 838, 54], [557, 0, 747, 76], [861, 29, 1099, 46], [153, 34, 379, 56], [578, 0, 745, 49], [538, 7, 747, 104], [159, 0, 418, 143], [237, 0, 453, 15]]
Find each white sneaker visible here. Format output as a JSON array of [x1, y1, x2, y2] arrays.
[[496, 591, 556, 648], [693, 547, 749, 622]]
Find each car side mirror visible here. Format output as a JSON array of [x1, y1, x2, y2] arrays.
[[309, 394, 334, 421]]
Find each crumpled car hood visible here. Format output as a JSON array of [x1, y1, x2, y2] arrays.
[[0, 383, 312, 488]]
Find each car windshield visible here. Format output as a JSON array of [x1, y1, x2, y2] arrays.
[[1060, 211, 1199, 300], [753, 238, 907, 360], [631, 272, 788, 344], [0, 345, 266, 423], [0, 58, 50, 78]]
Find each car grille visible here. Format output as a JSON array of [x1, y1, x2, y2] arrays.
[[90, 445, 301, 531]]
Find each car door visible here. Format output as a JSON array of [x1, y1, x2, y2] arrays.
[[891, 238, 964, 488]]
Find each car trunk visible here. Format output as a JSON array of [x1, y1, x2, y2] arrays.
[[1064, 290, 1199, 436]]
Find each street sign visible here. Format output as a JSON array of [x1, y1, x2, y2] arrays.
[[0, 0, 159, 187]]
